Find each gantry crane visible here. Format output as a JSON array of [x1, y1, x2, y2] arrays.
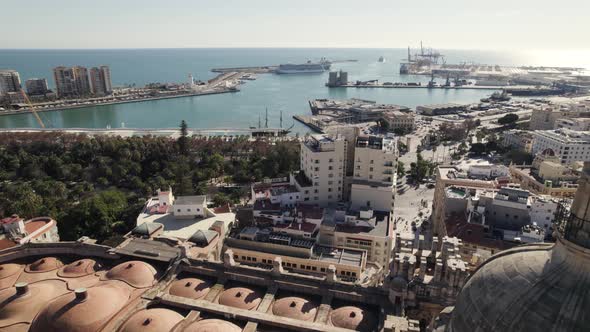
[[20, 90, 45, 128]]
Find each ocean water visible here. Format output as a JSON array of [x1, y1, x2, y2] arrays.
[[0, 48, 580, 132]]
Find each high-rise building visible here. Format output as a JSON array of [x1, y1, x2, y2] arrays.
[[72, 66, 91, 96], [53, 66, 77, 98], [25, 78, 49, 96], [53, 66, 91, 98], [293, 134, 347, 206], [0, 69, 22, 95], [90, 65, 113, 96], [350, 136, 397, 215]]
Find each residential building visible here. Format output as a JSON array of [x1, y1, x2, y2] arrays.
[[501, 129, 534, 153], [531, 129, 590, 164], [0, 215, 59, 250], [350, 136, 397, 214], [53, 65, 91, 97], [555, 117, 590, 131], [294, 134, 346, 206], [72, 66, 91, 96], [382, 110, 416, 132], [432, 165, 498, 237], [529, 107, 563, 130], [529, 105, 590, 130], [435, 162, 590, 332], [53, 66, 77, 97], [320, 208, 394, 269], [529, 195, 559, 229], [0, 69, 21, 95], [25, 78, 50, 96], [509, 155, 580, 198], [90, 65, 113, 96]]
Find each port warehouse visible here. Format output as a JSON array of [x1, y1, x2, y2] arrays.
[[416, 104, 468, 116]]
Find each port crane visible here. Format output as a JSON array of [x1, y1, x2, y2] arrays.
[[20, 90, 46, 128]]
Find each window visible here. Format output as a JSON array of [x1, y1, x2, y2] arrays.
[[328, 166, 333, 170], [315, 167, 320, 171], [328, 188, 332, 192], [187, 208, 191, 212], [314, 189, 318, 193], [328, 173, 333, 178], [328, 181, 333, 185], [369, 167, 373, 171], [196, 208, 200, 212], [329, 158, 333, 162], [177, 209, 181, 212], [370, 160, 374, 164], [321, 267, 326, 272]]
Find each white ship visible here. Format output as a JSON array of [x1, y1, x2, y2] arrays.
[[276, 59, 331, 74]]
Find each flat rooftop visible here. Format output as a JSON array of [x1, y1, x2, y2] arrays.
[[137, 199, 235, 240]]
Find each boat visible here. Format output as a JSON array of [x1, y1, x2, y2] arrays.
[[275, 59, 331, 74], [378, 56, 386, 63]]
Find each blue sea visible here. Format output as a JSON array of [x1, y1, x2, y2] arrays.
[[0, 48, 583, 132]]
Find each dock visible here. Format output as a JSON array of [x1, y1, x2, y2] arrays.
[[326, 83, 541, 90], [0, 127, 292, 138], [211, 66, 277, 74]]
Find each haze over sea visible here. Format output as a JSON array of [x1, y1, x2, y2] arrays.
[[0, 48, 588, 132]]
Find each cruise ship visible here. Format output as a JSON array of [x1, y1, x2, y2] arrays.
[[275, 59, 331, 74]]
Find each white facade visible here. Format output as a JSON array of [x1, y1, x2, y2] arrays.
[[555, 118, 590, 131], [529, 196, 559, 229], [350, 136, 397, 213], [501, 130, 533, 153], [531, 129, 590, 165], [468, 164, 509, 179], [298, 134, 347, 206], [173, 195, 207, 219]]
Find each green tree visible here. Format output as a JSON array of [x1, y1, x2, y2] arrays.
[[396, 161, 405, 177], [498, 113, 519, 125], [178, 120, 189, 155]]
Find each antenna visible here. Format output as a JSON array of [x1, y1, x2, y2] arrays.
[[265, 107, 268, 128], [258, 114, 261, 129], [280, 110, 283, 128]]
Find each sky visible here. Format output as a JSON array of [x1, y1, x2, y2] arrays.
[[1, 0, 588, 51]]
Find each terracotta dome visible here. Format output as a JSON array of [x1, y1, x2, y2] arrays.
[[0, 263, 22, 279], [0, 263, 23, 289], [272, 296, 319, 321], [118, 308, 183, 332], [218, 287, 262, 310], [25, 257, 64, 273], [102, 261, 157, 288], [58, 259, 102, 278], [30, 283, 131, 332], [0, 280, 67, 328], [329, 306, 376, 331], [183, 319, 242, 332], [168, 278, 212, 300]]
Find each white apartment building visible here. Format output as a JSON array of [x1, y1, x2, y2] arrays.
[[555, 117, 590, 131], [293, 134, 346, 206], [350, 136, 397, 214], [529, 195, 559, 229], [531, 129, 590, 165]]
